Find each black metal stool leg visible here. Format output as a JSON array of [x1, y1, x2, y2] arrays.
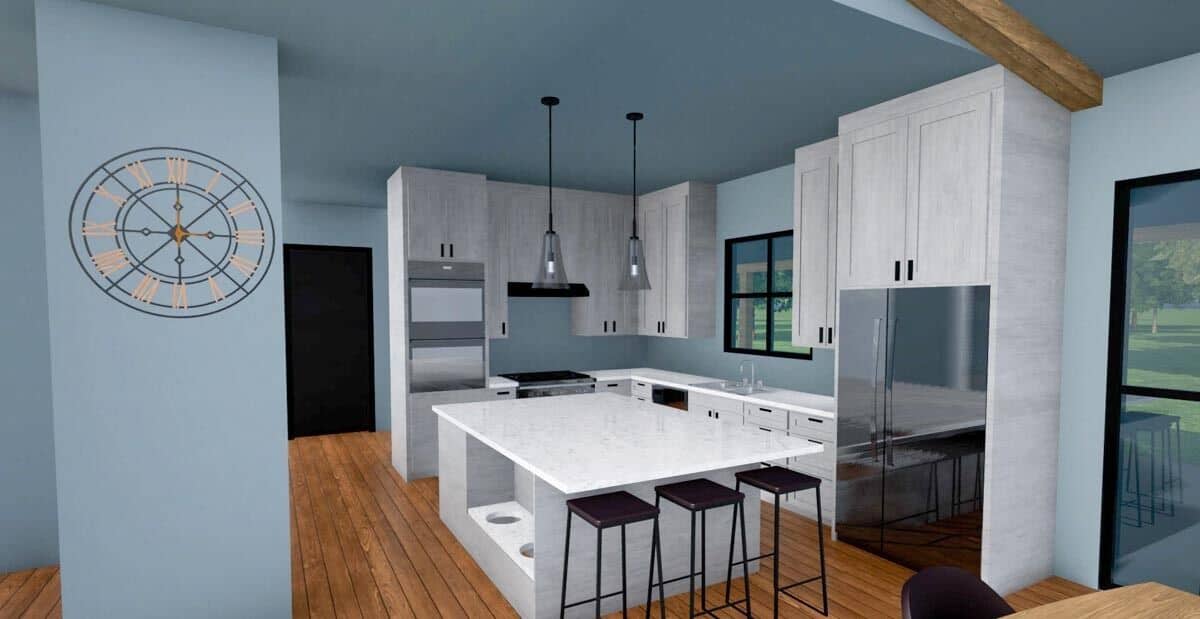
[[739, 496, 752, 617], [724, 495, 737, 604], [816, 485, 829, 615], [621, 524, 628, 619], [700, 509, 708, 613], [688, 510, 697, 618], [773, 493, 781, 619], [561, 510, 572, 619], [645, 497, 662, 619], [596, 525, 603, 619]]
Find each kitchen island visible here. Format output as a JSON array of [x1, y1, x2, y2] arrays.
[[434, 393, 824, 618]]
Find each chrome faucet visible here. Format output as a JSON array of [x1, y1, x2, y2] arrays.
[[739, 360, 756, 388]]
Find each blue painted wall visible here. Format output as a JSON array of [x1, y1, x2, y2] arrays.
[[36, 1, 289, 615], [489, 297, 646, 373], [0, 92, 57, 573], [644, 165, 836, 394], [1054, 51, 1200, 587], [284, 202, 390, 430]]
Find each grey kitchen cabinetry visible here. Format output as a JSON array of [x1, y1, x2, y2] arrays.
[[595, 379, 631, 396], [570, 192, 639, 336], [838, 81, 994, 289], [636, 181, 717, 338], [396, 166, 488, 262], [792, 138, 839, 349], [402, 387, 515, 480]]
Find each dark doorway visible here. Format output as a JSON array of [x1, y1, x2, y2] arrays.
[[285, 244, 376, 438]]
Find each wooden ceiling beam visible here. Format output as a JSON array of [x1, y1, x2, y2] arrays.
[[907, 0, 1103, 111]]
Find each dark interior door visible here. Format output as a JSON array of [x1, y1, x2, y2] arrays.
[[285, 244, 375, 438]]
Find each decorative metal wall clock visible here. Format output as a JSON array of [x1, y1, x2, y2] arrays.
[[68, 147, 275, 318]]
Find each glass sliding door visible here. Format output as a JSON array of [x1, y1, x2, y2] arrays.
[[1103, 170, 1200, 592]]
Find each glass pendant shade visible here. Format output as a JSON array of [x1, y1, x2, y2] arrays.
[[533, 229, 569, 289], [619, 235, 651, 290]]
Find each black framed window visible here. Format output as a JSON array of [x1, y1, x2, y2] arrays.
[[1100, 169, 1200, 591], [724, 230, 812, 359]]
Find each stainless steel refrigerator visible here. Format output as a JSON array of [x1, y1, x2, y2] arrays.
[[836, 285, 989, 574]]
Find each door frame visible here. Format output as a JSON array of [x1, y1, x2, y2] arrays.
[[283, 243, 377, 439], [1099, 167, 1200, 588]]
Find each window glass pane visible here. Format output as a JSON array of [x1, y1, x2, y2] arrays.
[[731, 239, 768, 293], [772, 236, 793, 293], [1123, 179, 1200, 392], [730, 297, 767, 350], [770, 296, 807, 354], [1108, 395, 1198, 590]]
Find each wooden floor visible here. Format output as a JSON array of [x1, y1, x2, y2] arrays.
[[0, 432, 1093, 618]]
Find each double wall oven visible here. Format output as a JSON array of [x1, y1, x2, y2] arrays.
[[407, 261, 487, 392]]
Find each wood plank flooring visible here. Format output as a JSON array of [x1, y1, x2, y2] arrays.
[[0, 432, 1094, 618]]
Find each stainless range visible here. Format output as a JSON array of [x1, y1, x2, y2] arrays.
[[497, 370, 596, 398]]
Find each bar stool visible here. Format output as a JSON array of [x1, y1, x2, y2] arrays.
[[560, 490, 661, 618], [730, 466, 828, 617], [647, 478, 751, 618]]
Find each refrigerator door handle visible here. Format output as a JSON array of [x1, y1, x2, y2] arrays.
[[884, 317, 898, 467], [870, 317, 882, 463]]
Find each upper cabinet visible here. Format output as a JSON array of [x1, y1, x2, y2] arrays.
[[792, 138, 839, 350], [837, 71, 996, 289], [637, 182, 717, 338], [571, 192, 638, 336], [396, 167, 488, 262]]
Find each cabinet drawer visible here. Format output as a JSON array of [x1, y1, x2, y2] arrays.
[[701, 408, 743, 425], [789, 435, 834, 476], [596, 379, 631, 396], [690, 392, 742, 415], [632, 381, 652, 399], [789, 413, 834, 440], [490, 388, 516, 400], [744, 404, 788, 431]]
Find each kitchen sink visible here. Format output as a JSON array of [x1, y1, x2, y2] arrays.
[[694, 380, 773, 396]]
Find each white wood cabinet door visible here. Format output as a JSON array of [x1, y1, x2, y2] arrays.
[[662, 193, 689, 338], [837, 117, 908, 288], [610, 200, 640, 335], [486, 184, 510, 339], [637, 198, 666, 335], [444, 174, 488, 261], [503, 184, 547, 285], [403, 170, 449, 261], [905, 92, 992, 286], [792, 139, 838, 349]]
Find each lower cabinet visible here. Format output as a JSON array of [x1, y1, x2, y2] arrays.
[[596, 379, 632, 396], [405, 387, 515, 479], [691, 392, 744, 425], [631, 380, 652, 401]]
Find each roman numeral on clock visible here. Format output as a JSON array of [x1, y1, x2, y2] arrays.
[[228, 254, 256, 277], [125, 160, 154, 189], [234, 229, 265, 246], [131, 274, 160, 303], [226, 200, 256, 217], [91, 248, 130, 276], [207, 276, 226, 302], [82, 220, 117, 237], [203, 170, 222, 194], [171, 282, 188, 309], [93, 184, 126, 208], [166, 157, 189, 185]]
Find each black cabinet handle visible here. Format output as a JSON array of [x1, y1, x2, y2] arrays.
[[829, 327, 833, 341], [759, 407, 772, 413], [807, 438, 823, 445], [613, 320, 617, 332], [495, 391, 511, 396], [501, 321, 506, 335], [894, 260, 901, 281], [907, 259, 913, 281], [759, 427, 771, 432], [449, 243, 454, 258], [808, 417, 824, 424], [607, 383, 619, 388], [440, 243, 445, 258], [818, 327, 824, 344], [603, 321, 608, 333], [714, 411, 720, 420]]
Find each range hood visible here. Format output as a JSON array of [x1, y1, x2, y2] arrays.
[[507, 282, 590, 298]]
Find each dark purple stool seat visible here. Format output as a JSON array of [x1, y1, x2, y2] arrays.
[[654, 478, 744, 511], [901, 566, 1013, 619], [567, 491, 659, 528], [736, 465, 820, 495]]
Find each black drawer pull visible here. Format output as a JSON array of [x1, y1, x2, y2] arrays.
[[807, 439, 823, 445], [759, 407, 772, 413], [636, 382, 646, 387], [807, 417, 824, 424], [607, 383, 619, 387], [907, 259, 913, 281], [449, 243, 454, 258], [501, 321, 506, 335], [759, 427, 771, 432], [495, 391, 511, 396], [894, 260, 901, 281], [440, 243, 445, 258], [818, 327, 824, 344]]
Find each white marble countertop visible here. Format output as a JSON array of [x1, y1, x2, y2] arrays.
[[433, 392, 823, 494], [582, 368, 836, 418]]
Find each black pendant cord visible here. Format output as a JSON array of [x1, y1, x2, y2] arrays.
[[545, 97, 555, 233], [627, 112, 643, 239]]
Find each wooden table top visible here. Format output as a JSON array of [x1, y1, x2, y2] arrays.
[[1009, 582, 1200, 618]]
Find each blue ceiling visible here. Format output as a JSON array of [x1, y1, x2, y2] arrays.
[[4, 1, 1200, 207]]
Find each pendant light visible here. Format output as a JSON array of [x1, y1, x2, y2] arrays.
[[532, 96, 569, 289], [619, 112, 651, 290]]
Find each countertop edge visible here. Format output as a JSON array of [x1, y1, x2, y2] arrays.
[[583, 368, 836, 418]]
